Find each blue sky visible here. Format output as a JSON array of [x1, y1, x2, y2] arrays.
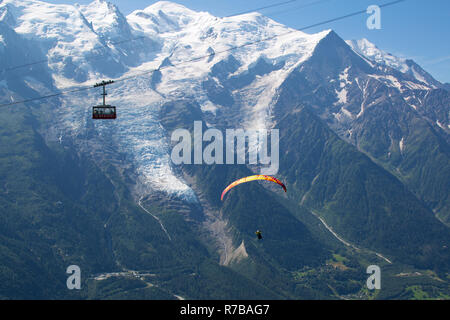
[[47, 0, 450, 82]]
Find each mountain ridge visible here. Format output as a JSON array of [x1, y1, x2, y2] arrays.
[[0, 0, 448, 299]]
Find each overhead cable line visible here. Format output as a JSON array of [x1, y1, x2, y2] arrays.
[[0, 0, 407, 108], [225, 0, 304, 17], [0, 0, 321, 75], [0, 36, 147, 74]]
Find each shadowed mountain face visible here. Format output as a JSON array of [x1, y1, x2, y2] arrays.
[[273, 31, 450, 224], [0, 1, 448, 299], [274, 105, 449, 271]]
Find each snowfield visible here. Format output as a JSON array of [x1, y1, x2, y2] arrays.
[[0, 0, 443, 201]]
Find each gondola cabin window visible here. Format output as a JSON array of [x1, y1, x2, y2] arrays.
[[92, 105, 116, 119]]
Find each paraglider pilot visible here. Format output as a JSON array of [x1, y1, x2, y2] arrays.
[[255, 230, 262, 240]]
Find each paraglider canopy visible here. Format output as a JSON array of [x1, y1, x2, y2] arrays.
[[221, 175, 286, 201]]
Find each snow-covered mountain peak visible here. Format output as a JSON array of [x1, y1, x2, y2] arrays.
[[80, 0, 123, 25], [346, 38, 440, 88], [2, 0, 443, 203], [346, 38, 409, 72], [128, 1, 210, 34], [142, 1, 199, 15], [79, 0, 132, 40], [0, 0, 93, 42]]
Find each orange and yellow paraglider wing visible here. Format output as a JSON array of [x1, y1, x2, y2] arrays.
[[221, 175, 286, 201], [220, 177, 248, 201], [260, 175, 287, 193]]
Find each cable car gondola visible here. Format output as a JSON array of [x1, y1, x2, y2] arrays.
[[93, 105, 116, 119], [92, 80, 116, 119]]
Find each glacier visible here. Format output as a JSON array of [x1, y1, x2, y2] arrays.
[[0, 0, 443, 202], [0, 0, 335, 201]]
